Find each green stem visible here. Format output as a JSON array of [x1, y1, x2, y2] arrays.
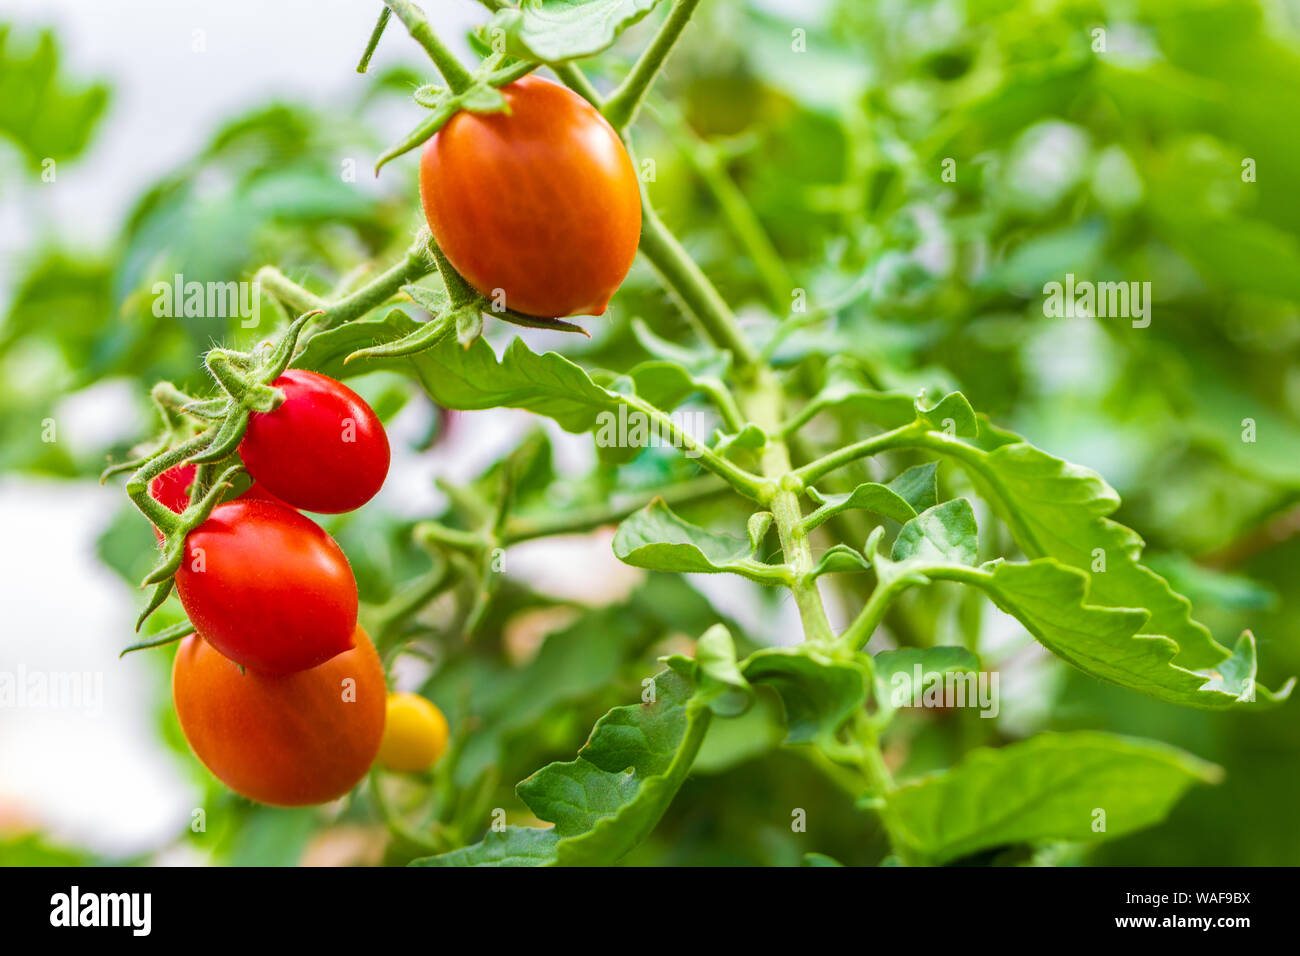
[[618, 392, 766, 499], [839, 573, 920, 652], [311, 236, 435, 335], [413, 521, 485, 554], [502, 475, 728, 544], [255, 267, 327, 315], [553, 62, 602, 108], [792, 421, 922, 486], [369, 770, 448, 855], [638, 204, 762, 371], [657, 104, 792, 313], [357, 6, 392, 73], [853, 713, 926, 866], [738, 369, 834, 643], [698, 379, 747, 434], [602, 0, 703, 131], [384, 0, 474, 93]]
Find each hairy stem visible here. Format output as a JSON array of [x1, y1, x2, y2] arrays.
[[739, 369, 834, 643], [384, 0, 474, 93], [638, 204, 762, 371]]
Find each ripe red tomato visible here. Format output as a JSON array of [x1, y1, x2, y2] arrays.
[[419, 75, 642, 318], [238, 369, 390, 514], [172, 625, 386, 806], [150, 463, 197, 514], [174, 499, 358, 674]]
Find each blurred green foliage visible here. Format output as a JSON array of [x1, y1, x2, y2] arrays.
[[2, 0, 1297, 865]]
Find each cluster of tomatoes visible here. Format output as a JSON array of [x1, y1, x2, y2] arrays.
[[144, 74, 639, 811], [155, 371, 446, 806]]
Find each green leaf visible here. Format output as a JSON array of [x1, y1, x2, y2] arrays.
[[915, 391, 978, 438], [887, 462, 939, 513], [883, 732, 1222, 864], [418, 828, 558, 867], [789, 356, 917, 432], [410, 335, 619, 433], [295, 308, 425, 379], [911, 396, 1292, 700], [0, 27, 110, 172], [664, 624, 753, 716], [862, 510, 1291, 710], [414, 668, 711, 867], [490, 0, 665, 64], [873, 646, 980, 716], [804, 481, 917, 532], [892, 499, 978, 565], [808, 544, 872, 578], [969, 440, 1227, 669], [937, 560, 1290, 709], [740, 645, 871, 743], [627, 360, 701, 411], [613, 499, 789, 584], [714, 423, 768, 456]]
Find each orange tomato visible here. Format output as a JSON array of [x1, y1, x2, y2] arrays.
[[172, 625, 386, 806], [419, 75, 642, 318]]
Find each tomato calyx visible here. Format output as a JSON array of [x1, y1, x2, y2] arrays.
[[106, 309, 325, 639], [343, 240, 590, 367], [373, 47, 536, 174]]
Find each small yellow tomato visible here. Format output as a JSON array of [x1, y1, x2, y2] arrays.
[[377, 693, 449, 773]]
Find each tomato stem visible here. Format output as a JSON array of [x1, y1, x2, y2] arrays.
[[311, 234, 435, 333], [638, 204, 763, 371], [618, 392, 767, 499], [792, 421, 924, 487], [384, 0, 474, 94], [356, 6, 391, 74], [501, 475, 730, 544], [254, 266, 327, 315], [655, 101, 794, 315], [603, 0, 704, 132], [737, 369, 836, 643]]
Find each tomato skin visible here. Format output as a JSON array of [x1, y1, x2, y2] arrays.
[[238, 370, 389, 514], [172, 626, 386, 806], [149, 464, 284, 521], [150, 463, 197, 514], [419, 75, 642, 318], [377, 693, 449, 773], [174, 499, 358, 674]]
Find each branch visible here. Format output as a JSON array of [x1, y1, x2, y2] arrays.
[[602, 0, 703, 131]]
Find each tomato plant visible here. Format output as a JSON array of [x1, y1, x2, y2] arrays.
[[174, 499, 359, 675], [64, 0, 1294, 869], [172, 626, 386, 807], [419, 75, 641, 318], [239, 370, 390, 514]]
